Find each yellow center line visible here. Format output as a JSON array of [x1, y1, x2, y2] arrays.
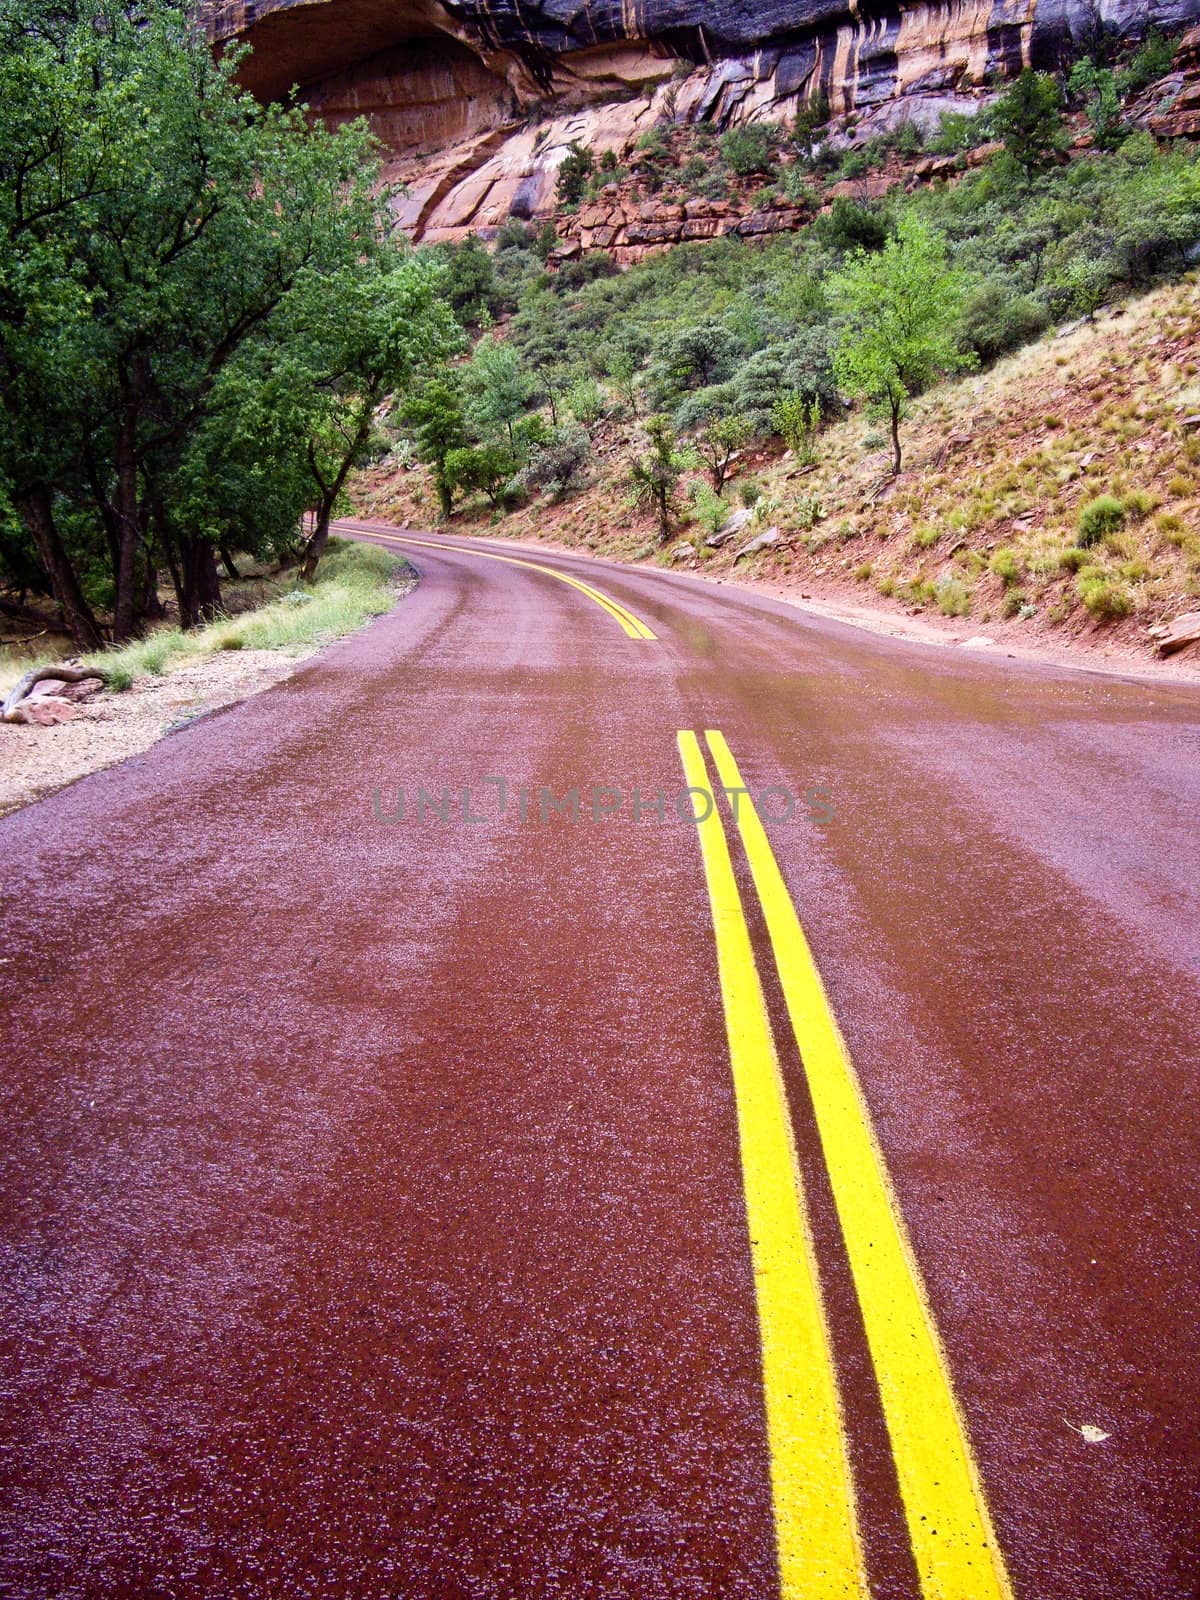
[[676, 731, 866, 1600], [704, 729, 1013, 1600], [362, 527, 658, 641]]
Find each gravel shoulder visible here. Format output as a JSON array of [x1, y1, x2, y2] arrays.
[[0, 578, 416, 818]]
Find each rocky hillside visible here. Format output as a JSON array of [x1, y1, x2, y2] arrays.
[[351, 276, 1200, 664], [207, 0, 1200, 241]]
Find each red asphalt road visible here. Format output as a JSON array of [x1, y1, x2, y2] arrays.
[[1, 519, 1198, 1600]]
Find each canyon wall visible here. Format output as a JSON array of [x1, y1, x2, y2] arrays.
[[206, 0, 1200, 238]]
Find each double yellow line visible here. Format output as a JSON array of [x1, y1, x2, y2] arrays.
[[364, 529, 657, 641], [678, 731, 1012, 1600]]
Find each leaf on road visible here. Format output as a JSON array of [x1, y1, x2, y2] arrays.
[[1064, 1419, 1111, 1443]]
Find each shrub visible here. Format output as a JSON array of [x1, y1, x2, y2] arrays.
[[695, 412, 755, 492], [719, 124, 779, 177], [1077, 571, 1133, 618], [513, 425, 593, 501], [1077, 494, 1126, 545], [1120, 30, 1176, 96], [689, 481, 729, 538], [567, 377, 606, 426], [772, 394, 822, 461], [854, 561, 873, 581], [935, 577, 971, 616], [990, 546, 1021, 584], [894, 120, 923, 158], [817, 197, 890, 253], [1121, 488, 1156, 521], [958, 280, 1049, 364], [557, 142, 595, 207], [1059, 546, 1088, 571]]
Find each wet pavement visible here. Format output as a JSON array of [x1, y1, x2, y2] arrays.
[[1, 520, 1197, 1599]]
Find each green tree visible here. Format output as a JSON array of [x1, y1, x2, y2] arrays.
[[629, 417, 692, 541], [991, 70, 1066, 180], [719, 124, 778, 177], [829, 216, 971, 474], [444, 442, 518, 508], [556, 142, 594, 207], [0, 0, 382, 639], [793, 93, 831, 161], [463, 337, 537, 450], [695, 412, 753, 493], [400, 380, 468, 519], [293, 252, 462, 579], [1069, 60, 1126, 151]]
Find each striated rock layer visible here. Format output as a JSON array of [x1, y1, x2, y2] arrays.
[[206, 0, 1200, 238]]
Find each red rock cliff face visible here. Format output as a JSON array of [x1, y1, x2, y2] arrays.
[[206, 0, 1200, 238]]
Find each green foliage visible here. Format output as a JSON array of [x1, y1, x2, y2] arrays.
[[719, 123, 780, 177], [439, 235, 497, 329], [557, 142, 595, 207], [400, 380, 468, 518], [958, 279, 1049, 363], [1119, 30, 1176, 96], [514, 425, 593, 502], [1069, 59, 1126, 151], [629, 417, 692, 540], [651, 319, 744, 401], [694, 412, 754, 492], [829, 215, 972, 472], [817, 198, 891, 254], [567, 377, 607, 426], [793, 94, 831, 159], [1076, 570, 1133, 618], [689, 481, 730, 538], [1077, 494, 1127, 545], [0, 0, 404, 638], [991, 70, 1066, 178], [444, 442, 520, 507], [773, 394, 823, 462], [931, 110, 984, 156], [462, 337, 538, 448], [989, 546, 1021, 584], [935, 577, 971, 616]]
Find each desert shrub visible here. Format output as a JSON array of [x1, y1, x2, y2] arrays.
[[1119, 30, 1175, 96], [720, 123, 780, 176], [1076, 570, 1133, 618], [567, 377, 606, 426], [990, 546, 1021, 584], [512, 426, 593, 501], [817, 197, 890, 253], [557, 142, 595, 207], [1077, 494, 1126, 545], [935, 577, 971, 615], [689, 481, 730, 538], [958, 280, 1049, 363]]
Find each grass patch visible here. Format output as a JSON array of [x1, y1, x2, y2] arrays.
[[83, 539, 403, 691]]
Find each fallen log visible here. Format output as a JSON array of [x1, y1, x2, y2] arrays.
[[2, 665, 108, 723]]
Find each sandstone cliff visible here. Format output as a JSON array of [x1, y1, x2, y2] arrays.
[[206, 0, 1200, 239]]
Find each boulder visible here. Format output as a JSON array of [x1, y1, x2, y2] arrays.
[[734, 527, 780, 560], [1148, 611, 1200, 657], [706, 506, 754, 547]]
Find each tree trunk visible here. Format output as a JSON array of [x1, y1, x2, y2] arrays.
[[142, 554, 166, 621], [301, 498, 334, 582], [890, 401, 903, 477], [112, 411, 140, 642], [177, 537, 223, 629], [219, 544, 241, 580], [13, 486, 104, 652]]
